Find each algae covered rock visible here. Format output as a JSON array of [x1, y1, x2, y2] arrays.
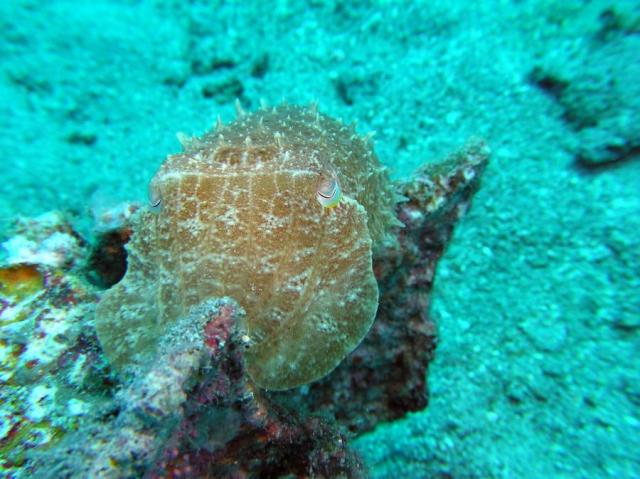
[[95, 105, 399, 390]]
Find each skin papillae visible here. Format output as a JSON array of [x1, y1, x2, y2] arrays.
[[95, 105, 400, 390]]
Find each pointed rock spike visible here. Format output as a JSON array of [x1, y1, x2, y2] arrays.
[[216, 115, 223, 131], [259, 98, 268, 109]]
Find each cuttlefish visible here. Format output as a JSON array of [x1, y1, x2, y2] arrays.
[[95, 104, 400, 390]]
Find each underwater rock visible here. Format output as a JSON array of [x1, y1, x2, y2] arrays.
[[0, 213, 110, 478], [0, 211, 86, 270], [96, 104, 400, 390], [531, 35, 640, 167], [29, 298, 248, 479]]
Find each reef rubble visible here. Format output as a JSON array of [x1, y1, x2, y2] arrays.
[[0, 140, 488, 478]]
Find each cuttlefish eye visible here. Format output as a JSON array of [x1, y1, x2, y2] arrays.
[[316, 175, 342, 209], [148, 182, 162, 211]]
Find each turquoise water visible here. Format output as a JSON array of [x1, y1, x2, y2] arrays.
[[1, 1, 639, 477]]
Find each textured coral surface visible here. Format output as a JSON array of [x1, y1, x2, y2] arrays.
[[0, 215, 110, 477]]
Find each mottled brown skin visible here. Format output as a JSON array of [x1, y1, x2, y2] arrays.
[[96, 105, 398, 390]]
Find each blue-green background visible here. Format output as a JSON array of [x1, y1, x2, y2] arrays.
[[1, 1, 638, 477]]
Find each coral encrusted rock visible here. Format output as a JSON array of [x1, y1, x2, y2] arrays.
[[95, 104, 400, 390]]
